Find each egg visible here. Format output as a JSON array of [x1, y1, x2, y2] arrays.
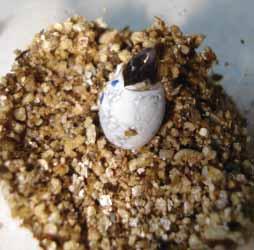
[[99, 48, 166, 150]]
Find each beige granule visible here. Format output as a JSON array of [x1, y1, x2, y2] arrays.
[[0, 16, 254, 250]]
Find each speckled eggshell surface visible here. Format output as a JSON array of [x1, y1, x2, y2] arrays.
[[99, 65, 165, 149]]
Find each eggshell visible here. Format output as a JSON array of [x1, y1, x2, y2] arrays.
[[99, 65, 165, 149]]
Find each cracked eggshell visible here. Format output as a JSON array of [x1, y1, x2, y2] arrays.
[[99, 64, 165, 150]]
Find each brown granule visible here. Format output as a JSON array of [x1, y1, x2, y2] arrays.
[[124, 129, 138, 137], [0, 16, 254, 250]]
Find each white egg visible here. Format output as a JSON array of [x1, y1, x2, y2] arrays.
[[99, 64, 165, 150]]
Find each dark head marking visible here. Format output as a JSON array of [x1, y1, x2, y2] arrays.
[[123, 47, 159, 87]]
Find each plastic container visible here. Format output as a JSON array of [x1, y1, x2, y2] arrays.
[[0, 1, 253, 249]]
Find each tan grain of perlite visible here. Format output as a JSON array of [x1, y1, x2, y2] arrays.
[[0, 16, 254, 250]]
